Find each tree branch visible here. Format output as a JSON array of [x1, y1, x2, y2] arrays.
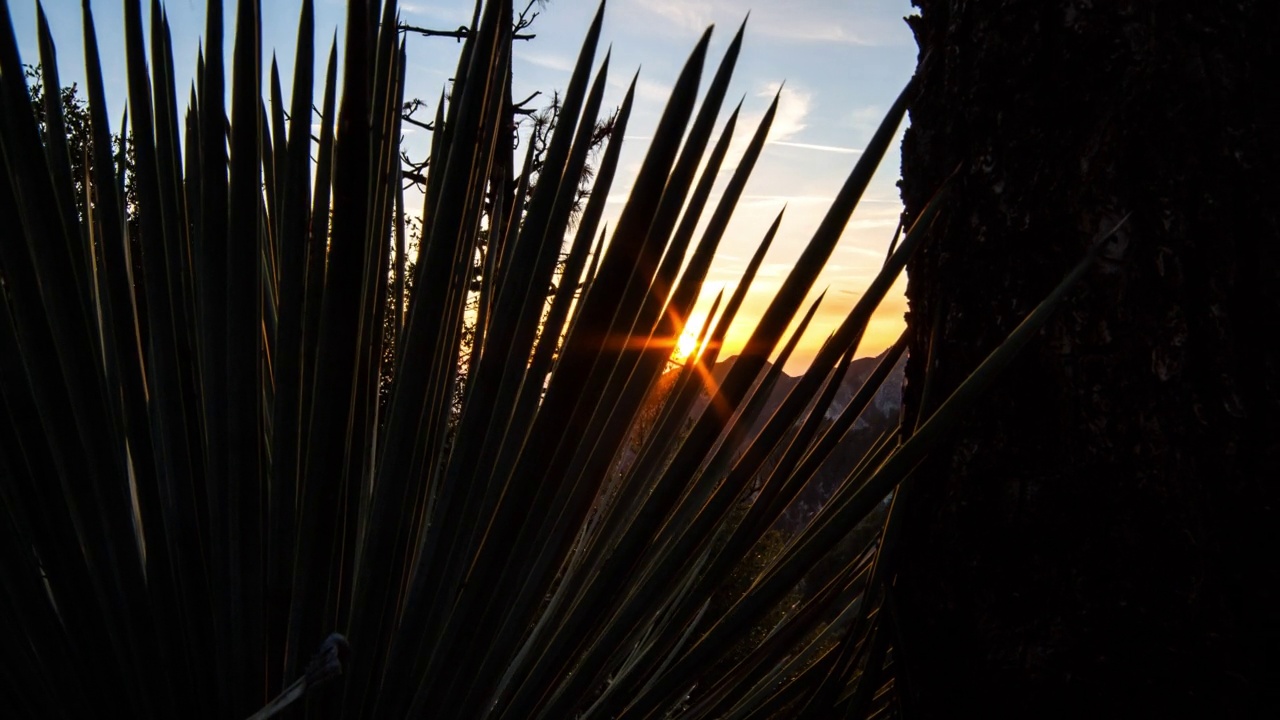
[[398, 23, 535, 42]]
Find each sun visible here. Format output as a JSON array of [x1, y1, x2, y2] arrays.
[[665, 315, 706, 363], [671, 323, 702, 365]]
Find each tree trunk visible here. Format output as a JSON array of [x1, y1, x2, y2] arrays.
[[895, 2, 1280, 716]]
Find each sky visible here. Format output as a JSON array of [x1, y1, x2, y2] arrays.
[[10, 0, 919, 372]]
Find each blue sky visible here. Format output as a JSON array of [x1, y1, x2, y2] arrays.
[[12, 0, 918, 370]]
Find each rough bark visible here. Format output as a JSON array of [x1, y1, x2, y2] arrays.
[[895, 2, 1280, 716]]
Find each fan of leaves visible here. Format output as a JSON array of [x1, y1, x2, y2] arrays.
[[0, 1, 1110, 717]]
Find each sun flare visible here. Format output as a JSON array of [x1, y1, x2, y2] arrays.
[[670, 319, 705, 365], [676, 330, 699, 363]]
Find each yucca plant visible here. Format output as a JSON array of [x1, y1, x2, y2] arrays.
[[0, 0, 1119, 717]]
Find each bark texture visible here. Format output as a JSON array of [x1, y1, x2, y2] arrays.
[[896, 2, 1280, 716]]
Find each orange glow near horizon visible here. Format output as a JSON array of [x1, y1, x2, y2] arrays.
[[700, 286, 909, 373]]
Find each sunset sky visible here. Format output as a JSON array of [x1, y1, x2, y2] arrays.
[[12, 0, 918, 371]]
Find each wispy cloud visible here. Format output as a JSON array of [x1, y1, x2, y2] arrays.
[[769, 140, 862, 154], [759, 82, 809, 142], [634, 77, 674, 107], [514, 50, 575, 73], [710, 82, 814, 177], [606, 72, 673, 110], [763, 20, 874, 46], [640, 0, 716, 34], [633, 0, 881, 46]]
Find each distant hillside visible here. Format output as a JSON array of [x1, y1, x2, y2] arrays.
[[688, 348, 906, 530], [615, 348, 906, 534]]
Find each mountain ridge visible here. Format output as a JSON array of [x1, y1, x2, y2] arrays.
[[689, 348, 907, 530]]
